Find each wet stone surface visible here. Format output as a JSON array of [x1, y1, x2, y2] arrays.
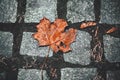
[[25, 0, 57, 22], [20, 32, 53, 57], [0, 0, 17, 23], [61, 68, 97, 80], [0, 31, 13, 57], [107, 70, 120, 80], [18, 69, 49, 80], [64, 31, 91, 65], [100, 0, 120, 24], [103, 35, 120, 62], [67, 0, 95, 23]]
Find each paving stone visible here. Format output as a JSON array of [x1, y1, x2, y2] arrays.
[[100, 0, 120, 24], [67, 0, 95, 23], [61, 68, 97, 80], [0, 72, 6, 80], [20, 32, 53, 57], [0, 0, 17, 23], [103, 35, 120, 62], [0, 31, 13, 57], [107, 70, 120, 80], [25, 0, 57, 22], [64, 31, 91, 65], [18, 69, 49, 80]]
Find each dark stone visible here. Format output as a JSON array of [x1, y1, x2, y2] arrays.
[[0, 31, 13, 57], [100, 0, 120, 24], [0, 0, 17, 23]]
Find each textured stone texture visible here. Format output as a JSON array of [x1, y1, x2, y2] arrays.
[[0, 72, 6, 80], [61, 68, 96, 80], [100, 0, 120, 24], [25, 0, 57, 22], [64, 31, 91, 65], [67, 0, 95, 23], [0, 31, 13, 57], [0, 0, 17, 23], [107, 71, 120, 80], [18, 69, 49, 80], [20, 32, 53, 57], [103, 35, 120, 62]]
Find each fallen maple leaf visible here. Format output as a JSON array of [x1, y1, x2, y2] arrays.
[[33, 17, 77, 53]]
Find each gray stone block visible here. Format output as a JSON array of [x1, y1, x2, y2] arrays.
[[64, 31, 91, 65], [20, 32, 53, 57], [107, 71, 120, 80], [25, 0, 57, 22], [67, 0, 95, 23], [0, 31, 13, 57], [61, 68, 97, 80], [0, 0, 17, 23], [0, 72, 6, 80], [103, 35, 120, 62], [18, 69, 49, 80], [100, 0, 120, 24]]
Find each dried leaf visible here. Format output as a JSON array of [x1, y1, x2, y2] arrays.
[[33, 17, 77, 53], [106, 27, 118, 33], [80, 21, 96, 29]]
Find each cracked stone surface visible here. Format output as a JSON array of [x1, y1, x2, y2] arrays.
[[25, 0, 57, 22], [61, 68, 97, 80], [18, 69, 49, 80], [0, 31, 13, 57], [100, 0, 120, 24], [103, 35, 120, 62], [67, 0, 95, 23], [64, 31, 91, 65], [0, 0, 17, 23], [20, 32, 53, 57]]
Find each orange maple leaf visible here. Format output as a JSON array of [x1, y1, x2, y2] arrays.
[[33, 17, 77, 53]]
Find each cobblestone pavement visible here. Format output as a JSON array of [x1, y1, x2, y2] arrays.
[[0, 0, 120, 80]]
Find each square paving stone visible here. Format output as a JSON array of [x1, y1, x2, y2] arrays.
[[0, 0, 17, 23], [61, 68, 97, 80], [107, 70, 120, 80], [100, 0, 120, 24], [64, 31, 91, 65], [25, 0, 57, 22], [0, 31, 13, 57], [103, 35, 120, 62], [67, 0, 95, 23], [18, 69, 49, 80], [20, 32, 53, 57]]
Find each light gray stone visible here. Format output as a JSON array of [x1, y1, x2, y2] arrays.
[[61, 68, 97, 80], [103, 35, 120, 62], [107, 71, 120, 80], [25, 0, 57, 22], [100, 0, 120, 24], [0, 31, 13, 57], [67, 0, 95, 23], [64, 31, 91, 65], [0, 0, 17, 23], [20, 32, 53, 57], [18, 69, 49, 80]]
